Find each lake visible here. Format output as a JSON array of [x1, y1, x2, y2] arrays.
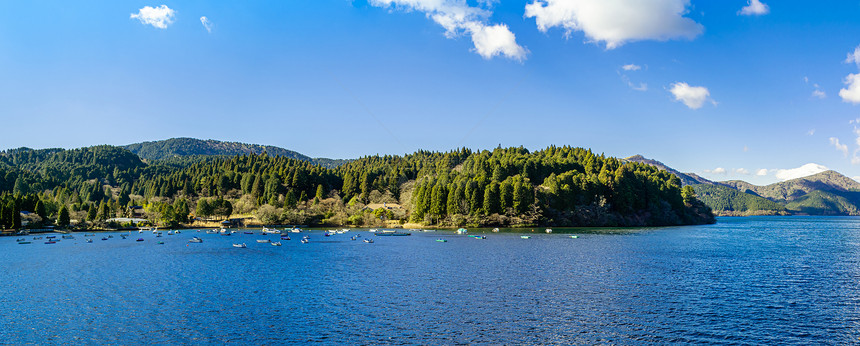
[[1, 216, 859, 344]]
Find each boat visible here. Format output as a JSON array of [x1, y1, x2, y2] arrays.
[[62, 235, 74, 239], [423, 229, 436, 232], [520, 235, 531, 239], [492, 228, 500, 232], [270, 242, 282, 246], [167, 231, 174, 235], [545, 229, 553, 234], [368, 229, 378, 233], [157, 241, 164, 245], [324, 232, 331, 237], [300, 238, 309, 244], [136, 238, 144, 242], [375, 231, 411, 236], [363, 239, 374, 243], [101, 237, 108, 241], [351, 236, 357, 241], [290, 228, 303, 233], [46, 236, 57, 239], [244, 231, 254, 235], [436, 239, 447, 242], [256, 239, 270, 243], [233, 243, 247, 248], [474, 236, 487, 239], [281, 235, 291, 240], [17, 241, 31, 245], [86, 239, 93, 243], [44, 241, 56, 244], [456, 228, 468, 234], [262, 227, 281, 235], [189, 237, 203, 243], [156, 233, 163, 238], [175, 230, 181, 234], [569, 235, 579, 239]]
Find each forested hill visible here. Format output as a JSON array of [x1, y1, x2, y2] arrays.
[[123, 138, 349, 168], [0, 144, 715, 230]]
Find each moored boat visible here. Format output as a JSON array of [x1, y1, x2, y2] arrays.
[[569, 235, 578, 239], [375, 231, 411, 236], [270, 242, 282, 246], [256, 239, 270, 243], [364, 238, 374, 243], [457, 228, 468, 234], [233, 243, 247, 248], [436, 239, 447, 242], [189, 237, 203, 243], [545, 229, 552, 234], [520, 235, 531, 239], [492, 228, 500, 232]]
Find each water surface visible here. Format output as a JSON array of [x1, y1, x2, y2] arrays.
[[1, 216, 859, 344]]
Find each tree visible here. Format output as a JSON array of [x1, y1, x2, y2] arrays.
[[11, 203, 21, 229], [315, 184, 325, 200], [87, 205, 98, 222], [58, 206, 70, 227], [682, 186, 696, 205], [35, 200, 47, 221], [483, 182, 500, 215], [196, 199, 214, 219]]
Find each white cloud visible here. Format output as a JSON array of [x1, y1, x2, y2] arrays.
[[738, 0, 769, 16], [756, 169, 768, 176], [808, 129, 815, 136], [735, 168, 750, 175], [839, 73, 860, 104], [830, 137, 849, 157], [743, 145, 749, 152], [130, 5, 176, 29], [775, 163, 827, 181], [200, 16, 212, 33], [370, 0, 527, 61], [622, 64, 641, 71], [704, 167, 727, 174], [846, 45, 860, 68], [669, 82, 714, 109], [524, 0, 703, 49], [812, 89, 826, 99]]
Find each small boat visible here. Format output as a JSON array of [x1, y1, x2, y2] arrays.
[[262, 228, 281, 235], [351, 236, 357, 241], [492, 228, 499, 232], [545, 229, 553, 234], [189, 237, 203, 243], [422, 229, 437, 232], [456, 228, 468, 234], [46, 236, 57, 239], [62, 235, 74, 239], [436, 239, 447, 242], [167, 231, 173, 235], [45, 241, 56, 244], [121, 235, 127, 239], [101, 237, 108, 241], [107, 235, 113, 238], [244, 231, 254, 235], [86, 239, 93, 243], [175, 230, 181, 234], [363, 239, 374, 243], [474, 236, 487, 239], [291, 228, 303, 233], [157, 241, 164, 245], [233, 243, 247, 248], [368, 229, 378, 233], [324, 232, 331, 237], [136, 238, 144, 242], [520, 236, 531, 239], [256, 239, 270, 243], [375, 231, 411, 237], [156, 233, 163, 238], [270, 242, 282, 246], [18, 241, 31, 245], [281, 235, 291, 240], [300, 238, 309, 244], [569, 235, 579, 239]]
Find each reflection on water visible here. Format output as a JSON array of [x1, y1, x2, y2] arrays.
[[1, 216, 859, 344]]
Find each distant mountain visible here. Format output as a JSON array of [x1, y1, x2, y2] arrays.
[[691, 184, 787, 216], [624, 155, 714, 186], [123, 138, 349, 168], [720, 171, 860, 204], [626, 155, 860, 216]]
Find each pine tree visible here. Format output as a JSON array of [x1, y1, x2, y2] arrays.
[[58, 206, 70, 227]]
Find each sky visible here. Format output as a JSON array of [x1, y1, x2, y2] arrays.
[[2, 0, 860, 185]]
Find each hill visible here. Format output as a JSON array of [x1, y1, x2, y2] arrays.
[[720, 171, 860, 204], [624, 155, 714, 186], [123, 138, 349, 168], [691, 184, 787, 216]]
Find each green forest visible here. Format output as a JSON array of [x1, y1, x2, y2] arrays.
[[0, 144, 714, 230]]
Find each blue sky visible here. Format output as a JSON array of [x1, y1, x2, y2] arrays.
[[2, 0, 860, 185]]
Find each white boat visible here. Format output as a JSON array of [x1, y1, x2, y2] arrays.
[[270, 242, 282, 246], [167, 231, 174, 235], [262, 227, 281, 235], [364, 239, 374, 243], [341, 228, 350, 232], [545, 229, 552, 234], [368, 229, 378, 233], [189, 237, 203, 243], [457, 228, 468, 234], [233, 243, 247, 248], [256, 239, 270, 243], [492, 228, 499, 233], [291, 228, 302, 233], [300, 238, 309, 244]]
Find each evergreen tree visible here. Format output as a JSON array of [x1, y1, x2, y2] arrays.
[[58, 206, 70, 227]]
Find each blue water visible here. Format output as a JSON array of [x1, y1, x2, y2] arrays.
[[1, 216, 860, 344]]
